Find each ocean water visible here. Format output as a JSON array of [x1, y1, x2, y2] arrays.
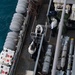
[[0, 0, 18, 52]]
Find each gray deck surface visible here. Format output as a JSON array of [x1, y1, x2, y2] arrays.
[[15, 16, 35, 75], [15, 3, 48, 75]]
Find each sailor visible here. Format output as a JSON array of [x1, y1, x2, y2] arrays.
[[50, 17, 58, 37], [66, 5, 71, 14], [48, 11, 57, 23]]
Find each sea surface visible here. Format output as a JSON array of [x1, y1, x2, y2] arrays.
[[0, 0, 18, 52]]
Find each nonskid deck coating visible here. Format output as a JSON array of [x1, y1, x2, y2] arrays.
[[15, 4, 48, 75]]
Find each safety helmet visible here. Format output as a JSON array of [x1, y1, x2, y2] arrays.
[[48, 11, 57, 17]]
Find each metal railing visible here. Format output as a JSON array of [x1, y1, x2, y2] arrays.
[[33, 33, 45, 75], [51, 0, 67, 75], [9, 13, 31, 75]]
